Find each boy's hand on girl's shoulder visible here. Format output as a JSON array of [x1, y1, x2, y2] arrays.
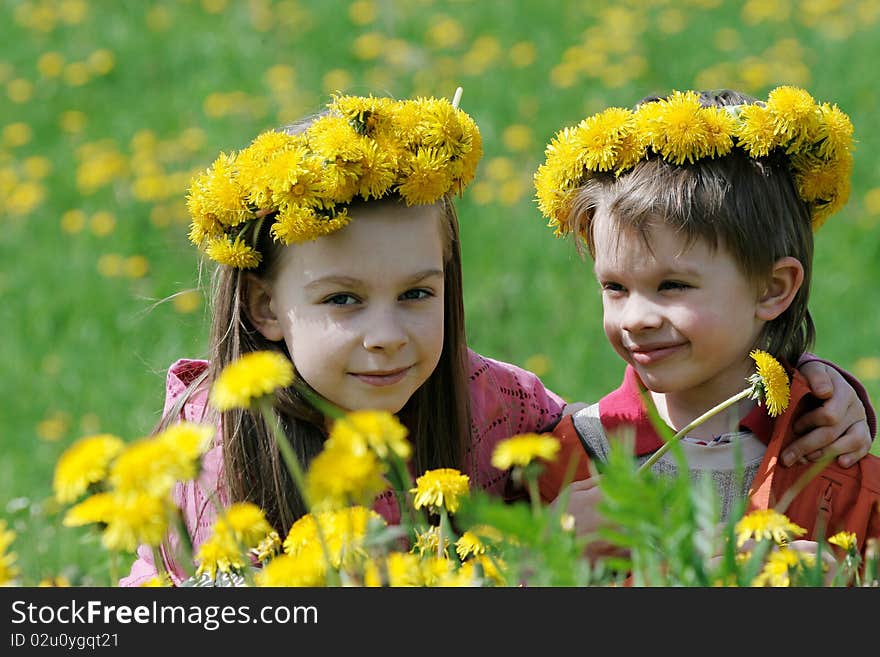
[[786, 361, 871, 469]]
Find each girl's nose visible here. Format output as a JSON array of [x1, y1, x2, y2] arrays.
[[362, 307, 408, 353]]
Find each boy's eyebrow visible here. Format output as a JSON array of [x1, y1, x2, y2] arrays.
[[304, 269, 444, 289], [593, 263, 702, 279]]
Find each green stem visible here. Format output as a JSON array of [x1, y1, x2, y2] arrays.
[[151, 545, 169, 583], [255, 397, 338, 586], [525, 469, 541, 518], [437, 509, 447, 560], [638, 387, 752, 474]]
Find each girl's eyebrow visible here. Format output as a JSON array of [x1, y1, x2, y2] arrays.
[[304, 269, 444, 290]]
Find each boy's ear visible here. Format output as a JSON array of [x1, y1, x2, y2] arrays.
[[244, 274, 284, 342], [755, 256, 804, 321]]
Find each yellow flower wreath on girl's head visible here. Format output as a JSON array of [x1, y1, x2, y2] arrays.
[[187, 94, 483, 268], [534, 86, 854, 240]]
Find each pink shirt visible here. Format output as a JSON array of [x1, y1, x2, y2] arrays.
[[119, 349, 565, 586]]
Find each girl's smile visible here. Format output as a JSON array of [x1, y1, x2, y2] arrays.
[[350, 366, 414, 387]]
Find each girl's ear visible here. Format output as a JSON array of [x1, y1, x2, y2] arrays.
[[755, 256, 804, 321], [244, 273, 284, 341]]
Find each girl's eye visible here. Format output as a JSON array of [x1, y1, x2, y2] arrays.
[[400, 288, 432, 301], [323, 293, 359, 306], [659, 281, 689, 291]]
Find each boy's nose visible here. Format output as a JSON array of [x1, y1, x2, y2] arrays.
[[620, 295, 663, 333]]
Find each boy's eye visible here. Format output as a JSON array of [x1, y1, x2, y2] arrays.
[[601, 282, 625, 293], [659, 281, 689, 291], [323, 293, 359, 306], [400, 288, 432, 301]]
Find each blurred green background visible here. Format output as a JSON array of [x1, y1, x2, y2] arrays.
[[2, 0, 879, 585]]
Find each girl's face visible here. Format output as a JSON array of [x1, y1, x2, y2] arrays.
[[254, 201, 446, 414]]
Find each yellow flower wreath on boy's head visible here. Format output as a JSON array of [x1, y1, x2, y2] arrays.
[[534, 85, 854, 242], [186, 93, 483, 269]]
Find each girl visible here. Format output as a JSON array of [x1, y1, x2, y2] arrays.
[[121, 93, 873, 585]]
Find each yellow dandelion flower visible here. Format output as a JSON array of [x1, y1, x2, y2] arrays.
[[542, 124, 591, 183], [38, 576, 71, 587], [204, 235, 261, 269], [734, 103, 780, 157], [355, 140, 397, 200], [420, 555, 456, 586], [214, 502, 272, 548], [455, 531, 487, 560], [534, 161, 576, 236], [307, 114, 363, 161], [188, 152, 251, 227], [187, 213, 224, 247], [452, 110, 483, 190], [815, 103, 854, 160], [254, 550, 326, 587], [53, 433, 125, 503], [155, 421, 215, 462], [269, 156, 324, 210], [305, 444, 386, 511], [735, 508, 806, 548], [108, 428, 206, 497], [572, 107, 634, 172], [243, 143, 309, 209], [397, 147, 453, 205], [828, 530, 858, 552], [195, 531, 247, 580], [491, 433, 560, 470], [210, 350, 294, 411], [417, 98, 473, 156], [64, 492, 170, 552], [283, 513, 320, 556], [410, 467, 470, 514], [0, 520, 19, 586], [364, 551, 423, 587], [472, 554, 506, 586], [412, 526, 450, 558], [809, 175, 850, 231], [140, 573, 172, 587], [328, 410, 411, 461], [701, 106, 737, 158], [271, 205, 315, 244], [765, 86, 819, 148], [330, 94, 395, 134], [793, 151, 852, 206], [747, 349, 791, 417], [252, 530, 281, 562], [284, 507, 382, 569], [752, 548, 815, 587], [317, 160, 361, 205], [644, 91, 711, 165]]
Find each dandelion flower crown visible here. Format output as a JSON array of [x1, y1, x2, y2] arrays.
[[534, 86, 854, 241], [186, 92, 482, 269]]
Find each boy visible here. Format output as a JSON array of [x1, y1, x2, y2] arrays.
[[534, 87, 880, 560]]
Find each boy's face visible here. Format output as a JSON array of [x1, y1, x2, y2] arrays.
[[265, 202, 446, 414], [592, 208, 766, 407]]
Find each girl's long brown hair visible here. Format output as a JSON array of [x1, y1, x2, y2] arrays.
[[179, 194, 471, 535]]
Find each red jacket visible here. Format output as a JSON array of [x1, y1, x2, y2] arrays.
[[540, 365, 880, 556]]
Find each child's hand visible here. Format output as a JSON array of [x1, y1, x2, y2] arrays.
[[785, 361, 871, 468], [555, 476, 628, 563]]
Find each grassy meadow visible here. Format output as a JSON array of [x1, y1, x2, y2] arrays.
[[2, 0, 879, 585]]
